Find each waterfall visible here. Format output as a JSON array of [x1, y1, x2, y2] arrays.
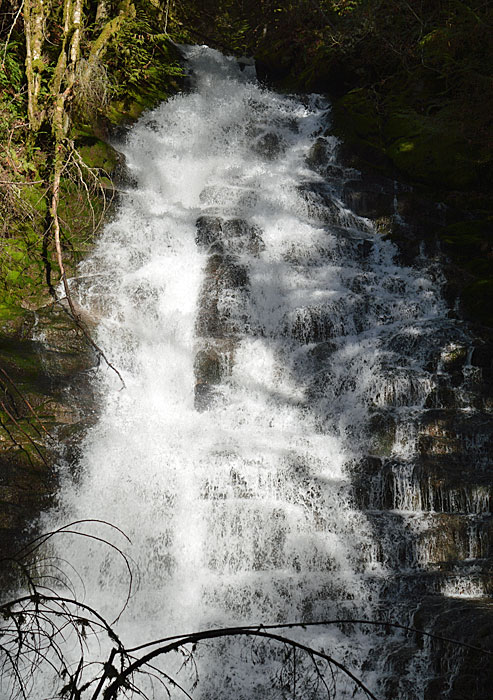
[[11, 46, 491, 699]]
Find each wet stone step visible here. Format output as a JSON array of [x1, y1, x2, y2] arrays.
[[195, 252, 249, 339], [386, 321, 471, 372], [350, 456, 493, 514], [417, 409, 493, 459], [297, 181, 370, 231], [362, 510, 493, 569], [195, 215, 264, 256], [368, 566, 493, 601], [281, 229, 376, 266], [366, 367, 435, 408], [283, 296, 389, 344], [194, 212, 262, 408], [194, 339, 235, 411], [203, 575, 365, 621], [305, 136, 358, 183], [198, 184, 259, 214]]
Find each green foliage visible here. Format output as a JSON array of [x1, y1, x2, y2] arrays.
[[0, 234, 45, 307], [105, 8, 184, 112], [0, 43, 24, 91], [0, 42, 26, 139], [326, 0, 362, 16]]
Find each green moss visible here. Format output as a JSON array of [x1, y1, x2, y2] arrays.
[[334, 84, 491, 191], [78, 139, 119, 173], [106, 99, 148, 125], [386, 125, 480, 189], [440, 220, 493, 277], [441, 220, 491, 248], [19, 184, 48, 217], [56, 177, 105, 265], [0, 305, 31, 343], [0, 234, 48, 308], [334, 88, 382, 143], [462, 279, 493, 327]]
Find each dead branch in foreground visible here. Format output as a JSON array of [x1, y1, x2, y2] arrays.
[[1, 523, 492, 700]]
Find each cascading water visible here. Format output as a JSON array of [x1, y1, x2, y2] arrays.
[[10, 45, 491, 699]]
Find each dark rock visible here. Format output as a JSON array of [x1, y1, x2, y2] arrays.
[[307, 341, 338, 365], [423, 382, 458, 410], [194, 347, 222, 385], [471, 344, 493, 381], [342, 177, 395, 219], [195, 216, 264, 256], [196, 253, 248, 338], [297, 181, 342, 224], [285, 307, 336, 344], [194, 382, 218, 412], [367, 410, 397, 457], [417, 410, 492, 461], [206, 253, 248, 288], [195, 216, 224, 251], [252, 132, 285, 160], [0, 304, 97, 565], [413, 599, 493, 700], [306, 137, 331, 169], [222, 219, 264, 255]]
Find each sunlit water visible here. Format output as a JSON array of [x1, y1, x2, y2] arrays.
[[11, 46, 483, 699]]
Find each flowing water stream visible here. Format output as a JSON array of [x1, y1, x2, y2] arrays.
[[13, 46, 492, 699]]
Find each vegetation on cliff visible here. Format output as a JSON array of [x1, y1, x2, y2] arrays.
[[0, 0, 186, 555], [0, 0, 186, 316]]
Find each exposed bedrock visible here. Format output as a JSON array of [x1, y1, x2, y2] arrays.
[[0, 303, 97, 570], [193, 214, 264, 410]]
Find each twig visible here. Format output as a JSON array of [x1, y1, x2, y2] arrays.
[[101, 629, 380, 700], [0, 367, 55, 441], [0, 179, 45, 185], [48, 142, 125, 389], [126, 618, 493, 658], [1, 0, 25, 68], [54, 297, 126, 389], [0, 400, 48, 465]]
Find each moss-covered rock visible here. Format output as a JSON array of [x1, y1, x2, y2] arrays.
[[462, 279, 493, 328], [334, 88, 381, 143], [437, 219, 493, 326], [334, 91, 490, 191], [0, 303, 97, 561], [385, 111, 486, 190], [78, 138, 120, 175]]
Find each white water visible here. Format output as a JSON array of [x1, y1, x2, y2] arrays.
[[19, 46, 476, 698]]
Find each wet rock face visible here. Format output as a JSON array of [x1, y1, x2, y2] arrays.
[[193, 214, 264, 410], [0, 304, 97, 564], [297, 182, 342, 224], [195, 253, 248, 339], [415, 599, 493, 700], [195, 216, 264, 256], [252, 131, 286, 160], [194, 340, 235, 411], [341, 177, 395, 219]]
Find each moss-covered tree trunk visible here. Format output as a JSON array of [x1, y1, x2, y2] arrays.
[[24, 0, 49, 131], [22, 0, 136, 305]]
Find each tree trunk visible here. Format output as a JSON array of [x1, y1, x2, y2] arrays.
[[24, 0, 47, 131], [82, 0, 135, 84]]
